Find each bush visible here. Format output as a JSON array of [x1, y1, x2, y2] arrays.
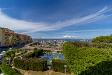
[[91, 43, 112, 48], [0, 63, 21, 75], [64, 41, 112, 49], [79, 60, 112, 75], [64, 42, 89, 48], [92, 35, 112, 43], [63, 42, 112, 75], [33, 49, 44, 57], [13, 57, 47, 71], [4, 50, 15, 59], [52, 59, 70, 73], [23, 49, 44, 58]]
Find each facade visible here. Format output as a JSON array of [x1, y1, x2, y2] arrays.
[[0, 27, 32, 47]]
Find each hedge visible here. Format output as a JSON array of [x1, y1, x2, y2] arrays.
[[79, 60, 112, 75], [13, 57, 47, 71], [52, 59, 70, 73], [23, 49, 44, 58], [0, 63, 21, 75]]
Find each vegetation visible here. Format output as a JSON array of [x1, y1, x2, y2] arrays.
[[52, 59, 70, 73], [13, 48, 47, 71], [13, 57, 47, 71], [23, 49, 44, 58], [92, 35, 112, 43], [63, 35, 112, 75], [79, 60, 112, 75], [4, 50, 15, 59], [0, 59, 22, 75], [9, 34, 19, 46], [4, 50, 16, 64]]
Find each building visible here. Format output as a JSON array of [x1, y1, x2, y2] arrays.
[[0, 27, 32, 47]]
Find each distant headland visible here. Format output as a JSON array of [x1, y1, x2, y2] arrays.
[[0, 27, 32, 47]]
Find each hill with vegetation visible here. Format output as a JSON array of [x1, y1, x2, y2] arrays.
[[92, 35, 112, 43], [63, 35, 112, 75]]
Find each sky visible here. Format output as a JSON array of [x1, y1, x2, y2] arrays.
[[0, 0, 112, 39]]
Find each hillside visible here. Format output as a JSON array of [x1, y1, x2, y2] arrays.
[[63, 36, 112, 75]]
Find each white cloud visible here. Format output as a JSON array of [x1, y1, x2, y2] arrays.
[[63, 35, 80, 38], [63, 29, 112, 33], [0, 6, 111, 34], [53, 6, 111, 28], [0, 9, 50, 32]]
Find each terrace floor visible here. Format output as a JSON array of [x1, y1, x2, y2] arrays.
[[18, 69, 71, 75]]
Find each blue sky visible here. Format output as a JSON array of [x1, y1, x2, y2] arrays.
[[0, 0, 112, 39]]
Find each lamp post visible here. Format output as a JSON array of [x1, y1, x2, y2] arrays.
[[48, 65, 51, 70], [64, 65, 67, 75], [48, 60, 52, 75], [48, 65, 51, 75], [48, 60, 52, 70]]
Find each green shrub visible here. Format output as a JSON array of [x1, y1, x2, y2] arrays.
[[79, 60, 112, 75], [92, 35, 112, 43], [0, 63, 21, 75], [13, 57, 47, 71], [33, 49, 44, 57], [4, 50, 15, 59], [91, 43, 112, 48], [52, 59, 70, 73], [63, 42, 112, 75], [23, 49, 44, 58]]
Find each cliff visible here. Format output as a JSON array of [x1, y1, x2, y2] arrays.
[[0, 27, 32, 47]]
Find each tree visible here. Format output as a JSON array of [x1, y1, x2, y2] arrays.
[[92, 35, 112, 43], [1, 61, 22, 75], [4, 50, 15, 64]]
